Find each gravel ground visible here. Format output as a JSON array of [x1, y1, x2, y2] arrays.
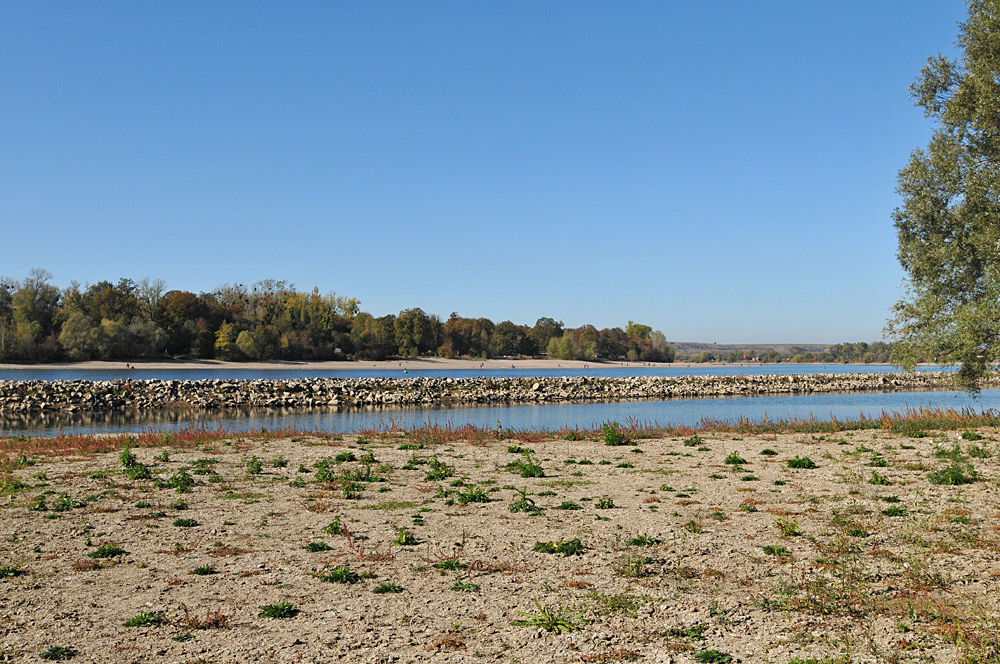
[[1, 426, 998, 663]]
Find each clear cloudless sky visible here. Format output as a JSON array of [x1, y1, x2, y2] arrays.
[[1, 1, 969, 344]]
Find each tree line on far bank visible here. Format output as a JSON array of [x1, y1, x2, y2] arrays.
[[0, 270, 676, 363]]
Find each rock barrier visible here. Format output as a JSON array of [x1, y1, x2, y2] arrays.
[[0, 372, 987, 415]]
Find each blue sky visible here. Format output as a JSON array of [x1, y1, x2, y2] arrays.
[[1, 1, 967, 343]]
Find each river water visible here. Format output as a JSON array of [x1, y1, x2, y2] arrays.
[[3, 387, 995, 437]]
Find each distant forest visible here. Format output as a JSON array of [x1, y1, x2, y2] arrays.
[[0, 270, 893, 364]]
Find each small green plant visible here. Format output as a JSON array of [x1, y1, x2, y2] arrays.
[[883, 505, 908, 517], [154, 450, 170, 462], [52, 494, 84, 512], [787, 456, 817, 469], [123, 611, 164, 627], [867, 468, 892, 485], [372, 581, 403, 594], [272, 455, 288, 468], [684, 520, 702, 534], [759, 448, 778, 456], [666, 623, 708, 640], [322, 517, 345, 536], [555, 501, 581, 510], [334, 451, 357, 464], [512, 598, 586, 633], [246, 456, 263, 476], [451, 581, 479, 592], [532, 539, 584, 556], [119, 447, 138, 469], [867, 455, 889, 467], [683, 434, 703, 447], [509, 488, 542, 514], [960, 429, 983, 441], [432, 558, 467, 571], [507, 444, 533, 454], [163, 469, 195, 493], [305, 541, 332, 552], [615, 555, 653, 578], [341, 481, 363, 500], [761, 545, 791, 557], [602, 421, 629, 446], [320, 565, 361, 584], [724, 452, 747, 465], [393, 528, 417, 546], [506, 452, 544, 478], [259, 602, 298, 618], [39, 645, 78, 661], [191, 565, 216, 575], [846, 527, 869, 538], [774, 516, 800, 536], [627, 534, 660, 546], [88, 544, 128, 558], [173, 518, 198, 528], [967, 443, 992, 458], [596, 496, 615, 509], [928, 462, 977, 485], [693, 651, 732, 664], [398, 441, 424, 450], [935, 443, 965, 461], [424, 456, 454, 481], [0, 564, 27, 577], [456, 485, 491, 504], [123, 463, 152, 480]]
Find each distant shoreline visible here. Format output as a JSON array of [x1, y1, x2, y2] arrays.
[[0, 357, 918, 372]]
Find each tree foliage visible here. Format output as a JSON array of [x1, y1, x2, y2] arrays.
[[887, 1, 1000, 387], [0, 269, 676, 364]]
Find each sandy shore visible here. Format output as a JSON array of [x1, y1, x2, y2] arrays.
[[0, 358, 908, 372], [0, 358, 672, 372]]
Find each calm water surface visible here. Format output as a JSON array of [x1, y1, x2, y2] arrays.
[[4, 388, 994, 437]]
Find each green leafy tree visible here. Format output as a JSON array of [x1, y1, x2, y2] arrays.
[[214, 321, 241, 360], [0, 280, 13, 360], [546, 332, 582, 360], [12, 269, 61, 339], [888, 1, 1000, 386], [530, 317, 563, 352], [490, 321, 526, 357], [58, 311, 101, 360], [625, 321, 652, 340], [394, 308, 439, 356], [351, 312, 396, 359]]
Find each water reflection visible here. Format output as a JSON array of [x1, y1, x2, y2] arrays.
[[3, 388, 995, 437]]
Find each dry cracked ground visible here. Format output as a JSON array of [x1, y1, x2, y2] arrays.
[[1, 425, 998, 664]]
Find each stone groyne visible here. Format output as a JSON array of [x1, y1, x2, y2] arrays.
[[0, 372, 985, 415]]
